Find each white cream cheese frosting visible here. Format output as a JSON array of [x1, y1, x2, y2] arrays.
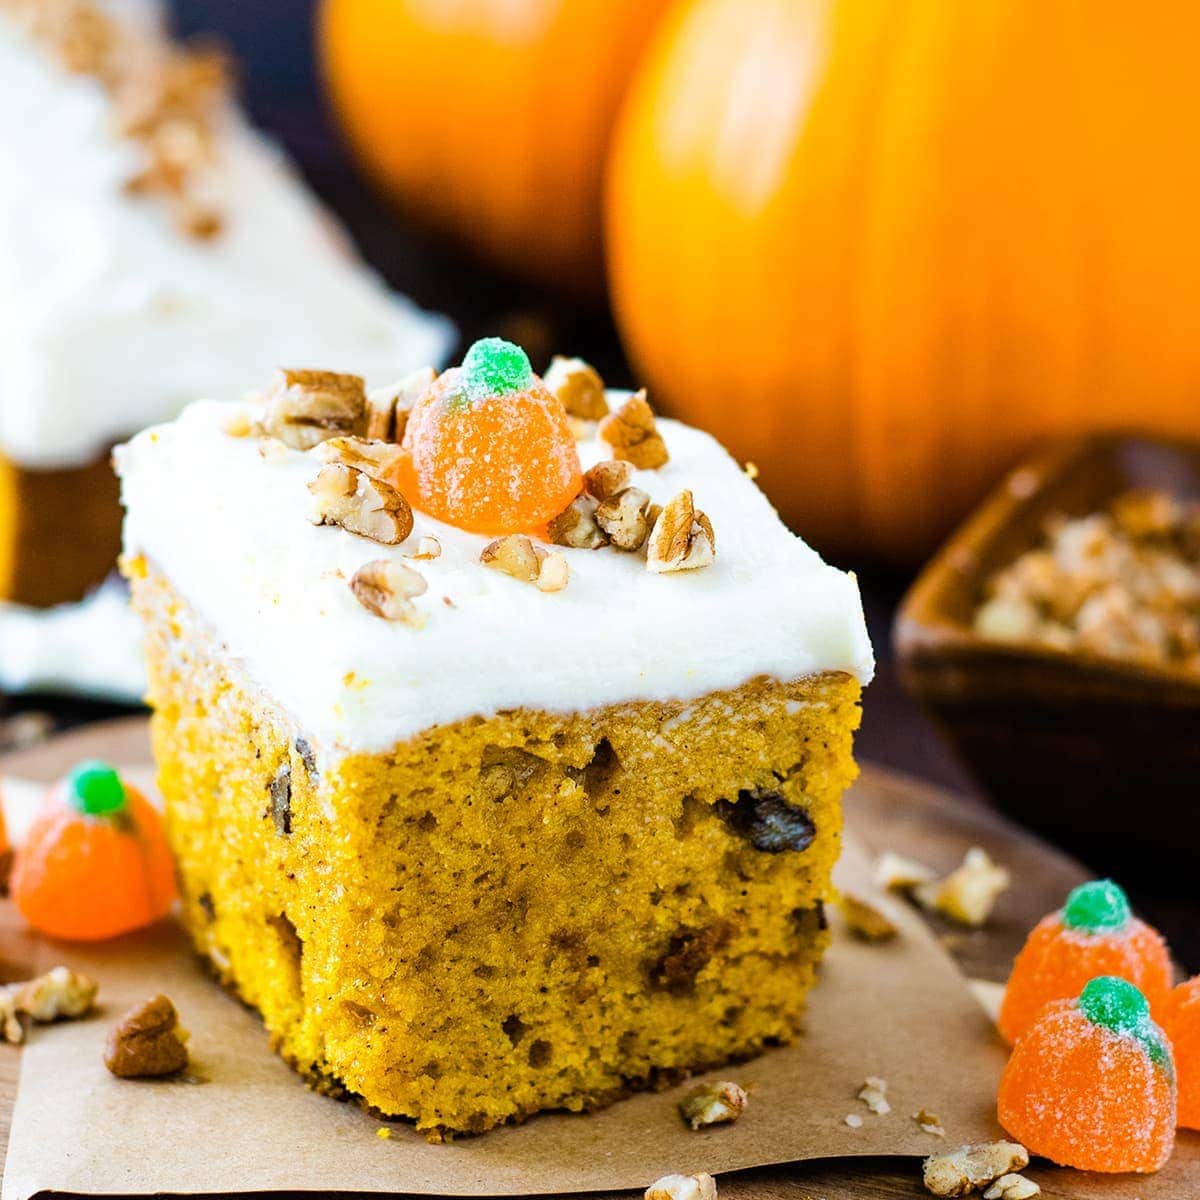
[[0, 4, 451, 468], [116, 393, 874, 756]]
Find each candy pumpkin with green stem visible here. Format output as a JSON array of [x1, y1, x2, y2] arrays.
[[12, 761, 176, 942]]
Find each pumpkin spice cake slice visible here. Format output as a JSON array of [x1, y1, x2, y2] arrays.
[[116, 341, 874, 1136]]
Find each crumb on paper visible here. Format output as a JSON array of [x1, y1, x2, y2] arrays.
[[923, 1142, 1029, 1197], [844, 1113, 864, 1129], [857, 1076, 891, 1115], [914, 847, 1010, 928], [376, 1126, 392, 1140], [983, 1175, 1041, 1200], [645, 1173, 718, 1200], [914, 1109, 947, 1138], [104, 993, 190, 1079], [0, 966, 98, 1044], [678, 1080, 748, 1129], [875, 850, 936, 892], [838, 892, 898, 942]]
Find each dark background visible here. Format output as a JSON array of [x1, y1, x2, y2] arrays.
[[8, 0, 1192, 966]]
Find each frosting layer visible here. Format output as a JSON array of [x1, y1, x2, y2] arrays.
[[0, 5, 451, 467], [117, 397, 874, 754]]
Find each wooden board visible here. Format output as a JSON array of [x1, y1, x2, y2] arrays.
[[0, 718, 1180, 1200]]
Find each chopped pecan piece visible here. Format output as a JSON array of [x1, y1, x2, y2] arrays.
[[646, 491, 715, 573], [645, 1174, 717, 1200], [104, 994, 190, 1079], [914, 847, 1010, 928], [481, 534, 542, 583], [349, 559, 427, 624], [548, 493, 607, 550], [596, 485, 653, 551], [983, 1176, 1040, 1200], [875, 851, 937, 892], [858, 1075, 891, 1115], [598, 390, 669, 469], [535, 550, 570, 593], [314, 436, 404, 482], [262, 368, 367, 450], [583, 459, 633, 501], [481, 536, 569, 592], [0, 966, 98, 1044], [367, 366, 437, 442], [544, 356, 609, 420], [914, 1109, 947, 1137], [679, 1080, 748, 1129], [309, 463, 413, 545], [923, 1142, 1029, 1198]]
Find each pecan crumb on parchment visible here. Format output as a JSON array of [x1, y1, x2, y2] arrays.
[[678, 1080, 748, 1130], [644, 1174, 717, 1200], [0, 966, 97, 1045], [923, 1142, 1029, 1198], [104, 993, 190, 1078]]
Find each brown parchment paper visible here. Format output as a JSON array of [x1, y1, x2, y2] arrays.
[[1, 834, 1011, 1200]]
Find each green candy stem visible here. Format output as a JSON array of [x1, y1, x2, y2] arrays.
[[459, 337, 534, 400], [68, 759, 127, 817], [1062, 878, 1131, 934], [1078, 976, 1173, 1073]]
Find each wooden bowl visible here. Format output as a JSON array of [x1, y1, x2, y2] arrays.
[[893, 433, 1200, 880]]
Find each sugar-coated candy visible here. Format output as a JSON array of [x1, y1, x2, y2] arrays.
[[1163, 977, 1200, 1130], [997, 879, 1172, 1043], [998, 976, 1176, 1173], [11, 760, 177, 941], [400, 338, 582, 535]]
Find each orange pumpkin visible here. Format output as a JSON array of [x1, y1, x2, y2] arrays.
[[606, 0, 1200, 561], [319, 0, 671, 290], [12, 761, 176, 942]]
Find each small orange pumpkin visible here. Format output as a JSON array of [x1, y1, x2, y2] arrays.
[[606, 0, 1200, 561], [319, 0, 672, 290], [12, 761, 176, 942]]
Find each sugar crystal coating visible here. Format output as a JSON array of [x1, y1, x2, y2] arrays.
[[1063, 879, 1131, 934], [998, 981, 1176, 1173], [997, 882, 1172, 1044], [1163, 977, 1200, 1130], [400, 344, 582, 535], [1079, 977, 1171, 1070], [459, 337, 534, 400]]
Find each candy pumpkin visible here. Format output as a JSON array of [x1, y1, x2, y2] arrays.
[[12, 761, 176, 942], [319, 0, 671, 290], [606, 0, 1200, 561]]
